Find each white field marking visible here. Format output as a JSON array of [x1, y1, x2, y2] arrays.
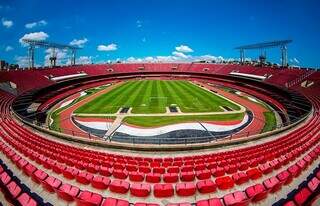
[[202, 114, 248, 131], [219, 106, 228, 112], [59, 99, 74, 109], [59, 91, 86, 109], [247, 96, 259, 103], [80, 91, 87, 97], [111, 113, 248, 137], [74, 119, 113, 131]]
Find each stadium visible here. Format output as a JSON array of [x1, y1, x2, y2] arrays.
[[0, 1, 319, 206]]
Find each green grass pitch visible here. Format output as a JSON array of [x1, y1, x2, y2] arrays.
[[75, 80, 240, 114]]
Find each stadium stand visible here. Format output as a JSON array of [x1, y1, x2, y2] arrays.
[[0, 64, 319, 205]]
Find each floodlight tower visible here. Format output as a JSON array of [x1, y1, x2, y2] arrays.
[[49, 48, 57, 67], [235, 40, 292, 67], [22, 39, 81, 69], [28, 44, 35, 68]]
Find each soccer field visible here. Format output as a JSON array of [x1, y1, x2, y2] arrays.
[[75, 80, 240, 114]]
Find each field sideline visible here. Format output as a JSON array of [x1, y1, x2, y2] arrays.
[[75, 80, 241, 114]]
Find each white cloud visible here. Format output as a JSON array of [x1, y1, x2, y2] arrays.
[[172, 51, 188, 58], [97, 43, 117, 51], [193, 55, 225, 62], [19, 31, 49, 45], [144, 56, 154, 62], [122, 54, 228, 63], [5, 46, 13, 52], [136, 20, 142, 28], [142, 37, 146, 43], [25, 20, 47, 29], [69, 38, 88, 48], [2, 18, 13, 28], [127, 57, 142, 62], [15, 56, 29, 67], [175, 45, 193, 53], [77, 56, 92, 64]]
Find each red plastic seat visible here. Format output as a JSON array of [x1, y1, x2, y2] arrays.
[[126, 164, 138, 172], [180, 171, 195, 181], [288, 164, 301, 177], [211, 167, 225, 177], [139, 166, 151, 174], [109, 180, 129, 194], [263, 176, 282, 193], [196, 198, 224, 206], [17, 193, 37, 206], [283, 201, 296, 206], [163, 173, 178, 183], [277, 170, 292, 185], [153, 183, 174, 198], [17, 158, 28, 169], [246, 168, 262, 180], [91, 175, 110, 190], [196, 179, 216, 194], [101, 197, 129, 206], [129, 171, 144, 182], [303, 155, 313, 165], [225, 164, 237, 174], [11, 154, 21, 163], [32, 169, 48, 184], [76, 171, 93, 185], [167, 166, 179, 173], [52, 163, 66, 174], [245, 183, 268, 202], [216, 176, 234, 190], [62, 167, 79, 179], [99, 166, 112, 177], [232, 172, 249, 185], [130, 183, 151, 197], [296, 159, 307, 170], [308, 177, 320, 192], [23, 163, 37, 176], [270, 159, 281, 170], [56, 183, 80, 202], [259, 163, 273, 174], [76, 190, 102, 206], [0, 171, 11, 186], [223, 191, 249, 206], [153, 167, 165, 174], [7, 181, 22, 199], [176, 182, 196, 196], [294, 187, 311, 205], [113, 169, 128, 179], [43, 159, 55, 169], [134, 203, 159, 206], [146, 172, 161, 183], [87, 163, 99, 173], [167, 203, 192, 206], [196, 169, 211, 180], [42, 176, 62, 193]]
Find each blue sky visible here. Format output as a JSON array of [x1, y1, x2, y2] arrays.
[[0, 0, 319, 68]]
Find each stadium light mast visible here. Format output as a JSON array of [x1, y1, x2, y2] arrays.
[[22, 39, 81, 69], [235, 40, 292, 67]]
